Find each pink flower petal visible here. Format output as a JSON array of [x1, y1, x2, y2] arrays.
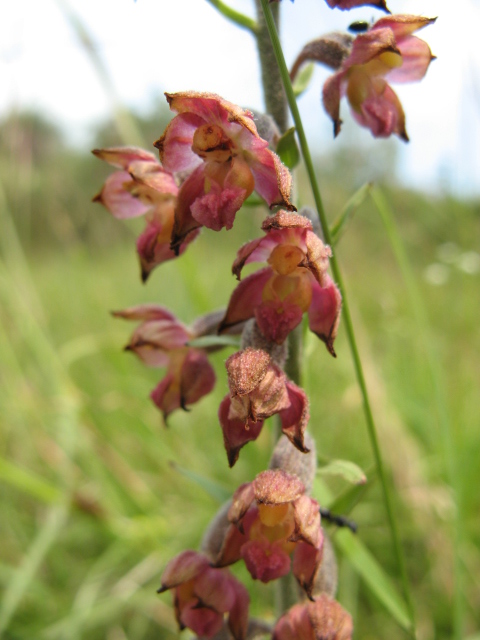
[[111, 304, 177, 322], [388, 35, 435, 83], [219, 396, 264, 468], [219, 268, 273, 333], [155, 111, 205, 173], [194, 567, 236, 613], [150, 371, 180, 418], [171, 164, 208, 249], [227, 579, 250, 640], [92, 146, 157, 169], [164, 91, 258, 137], [351, 78, 407, 140], [278, 381, 310, 453], [180, 601, 224, 639], [94, 171, 150, 219], [159, 550, 209, 591], [292, 541, 324, 600], [180, 349, 216, 407], [248, 146, 295, 210], [307, 277, 342, 356]]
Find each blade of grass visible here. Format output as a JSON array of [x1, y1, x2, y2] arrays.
[[330, 182, 372, 245], [334, 528, 412, 632], [0, 458, 62, 505], [370, 186, 465, 640], [0, 504, 70, 634], [170, 462, 231, 504], [259, 2, 415, 632]]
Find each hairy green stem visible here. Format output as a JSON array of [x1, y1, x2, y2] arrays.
[[259, 0, 416, 632], [205, 0, 258, 34], [254, 1, 288, 133]]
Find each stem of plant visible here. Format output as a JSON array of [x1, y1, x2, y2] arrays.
[[259, 0, 416, 633]]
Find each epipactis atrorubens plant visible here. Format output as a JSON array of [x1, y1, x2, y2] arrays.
[[92, 0, 435, 636]]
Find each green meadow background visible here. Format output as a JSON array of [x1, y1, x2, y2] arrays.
[[0, 105, 479, 640]]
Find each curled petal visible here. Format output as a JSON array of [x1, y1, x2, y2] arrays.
[[158, 550, 209, 592], [220, 268, 273, 333], [247, 146, 295, 211], [180, 349, 216, 407], [292, 541, 324, 600], [215, 517, 248, 567], [308, 277, 342, 356], [227, 579, 250, 640], [164, 91, 258, 137], [125, 320, 190, 366], [155, 111, 205, 173], [278, 381, 310, 453], [373, 15, 436, 40], [322, 73, 343, 137], [111, 304, 177, 323], [94, 171, 150, 219], [151, 371, 180, 418], [229, 483, 256, 527], [219, 396, 264, 468], [388, 35, 435, 83], [172, 164, 208, 249], [194, 567, 236, 613], [92, 146, 157, 169], [291, 495, 322, 547]]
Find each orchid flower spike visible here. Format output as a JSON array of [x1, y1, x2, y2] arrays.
[[155, 92, 295, 248]]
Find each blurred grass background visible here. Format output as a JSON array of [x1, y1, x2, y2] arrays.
[[0, 104, 479, 640]]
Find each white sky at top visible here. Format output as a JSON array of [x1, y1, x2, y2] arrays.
[[1, 0, 479, 196]]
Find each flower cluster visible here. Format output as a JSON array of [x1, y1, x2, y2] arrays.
[[158, 550, 249, 640], [219, 348, 309, 466], [215, 470, 324, 598], [92, 0, 435, 633], [155, 91, 295, 248], [112, 305, 217, 420], [220, 211, 341, 353]]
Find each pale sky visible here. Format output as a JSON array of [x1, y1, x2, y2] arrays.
[[1, 0, 479, 195]]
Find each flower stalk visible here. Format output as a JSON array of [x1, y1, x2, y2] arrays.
[[259, 0, 416, 631]]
